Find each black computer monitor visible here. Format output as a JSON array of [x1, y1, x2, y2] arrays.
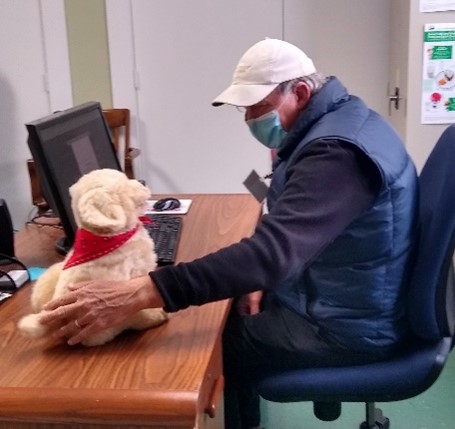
[[26, 101, 121, 254]]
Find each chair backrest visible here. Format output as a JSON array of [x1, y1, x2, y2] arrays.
[[102, 108, 130, 152], [102, 108, 137, 179], [408, 124, 455, 341]]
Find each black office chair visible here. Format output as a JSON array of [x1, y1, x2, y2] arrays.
[[256, 125, 455, 429]]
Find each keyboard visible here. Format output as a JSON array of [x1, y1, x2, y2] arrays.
[[144, 215, 182, 266]]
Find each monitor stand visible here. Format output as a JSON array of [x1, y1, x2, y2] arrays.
[[55, 236, 71, 255]]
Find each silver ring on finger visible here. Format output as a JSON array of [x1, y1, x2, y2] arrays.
[[74, 320, 82, 329]]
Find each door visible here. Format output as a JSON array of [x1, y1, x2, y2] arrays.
[[107, 0, 281, 193], [388, 0, 410, 140]]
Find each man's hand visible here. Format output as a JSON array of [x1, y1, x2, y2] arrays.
[[39, 275, 163, 345], [236, 291, 263, 315]]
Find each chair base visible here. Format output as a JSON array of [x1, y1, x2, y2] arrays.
[[312, 401, 390, 428], [359, 403, 390, 429], [313, 401, 341, 421], [360, 420, 389, 429]]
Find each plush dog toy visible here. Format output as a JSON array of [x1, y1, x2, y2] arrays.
[[18, 168, 167, 346]]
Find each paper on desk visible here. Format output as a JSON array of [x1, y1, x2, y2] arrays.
[[145, 199, 192, 215]]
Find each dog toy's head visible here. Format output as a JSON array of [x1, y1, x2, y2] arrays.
[[69, 169, 151, 235]]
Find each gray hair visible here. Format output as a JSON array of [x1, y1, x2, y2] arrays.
[[277, 72, 328, 96]]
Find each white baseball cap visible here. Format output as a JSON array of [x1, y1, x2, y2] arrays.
[[212, 38, 316, 107]]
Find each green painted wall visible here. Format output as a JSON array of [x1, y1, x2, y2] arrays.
[[64, 0, 112, 108]]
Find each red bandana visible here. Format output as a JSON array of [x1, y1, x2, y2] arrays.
[[63, 223, 142, 270], [139, 215, 154, 226]]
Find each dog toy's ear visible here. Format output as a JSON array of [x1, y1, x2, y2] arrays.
[[128, 179, 151, 205], [76, 188, 127, 230]]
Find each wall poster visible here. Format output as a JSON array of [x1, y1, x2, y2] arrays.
[[420, 0, 455, 12], [422, 23, 455, 124]]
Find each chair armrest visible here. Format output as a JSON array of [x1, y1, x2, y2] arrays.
[[127, 148, 141, 160]]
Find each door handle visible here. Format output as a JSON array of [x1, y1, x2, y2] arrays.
[[388, 86, 401, 114]]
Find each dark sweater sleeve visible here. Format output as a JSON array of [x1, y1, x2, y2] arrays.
[[150, 140, 382, 312]]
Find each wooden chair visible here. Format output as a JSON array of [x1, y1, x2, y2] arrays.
[[27, 107, 140, 215], [27, 159, 50, 215], [102, 108, 140, 180]]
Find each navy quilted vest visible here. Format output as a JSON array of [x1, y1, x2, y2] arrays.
[[267, 78, 418, 351]]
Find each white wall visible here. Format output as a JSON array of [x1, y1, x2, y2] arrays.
[[0, 0, 72, 229], [107, 0, 281, 194]]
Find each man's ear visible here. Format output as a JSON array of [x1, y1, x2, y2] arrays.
[[294, 82, 312, 109]]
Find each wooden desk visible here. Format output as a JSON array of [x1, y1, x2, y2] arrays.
[[0, 194, 261, 429]]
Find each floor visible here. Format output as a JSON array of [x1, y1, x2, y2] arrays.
[[261, 349, 455, 429]]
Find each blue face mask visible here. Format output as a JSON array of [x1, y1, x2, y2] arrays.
[[246, 109, 287, 149]]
